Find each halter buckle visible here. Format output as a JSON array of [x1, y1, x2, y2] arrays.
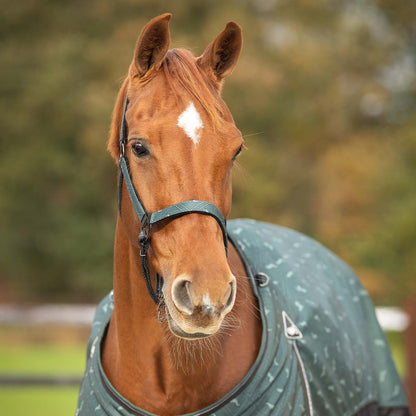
[[139, 233, 150, 256], [120, 140, 125, 158], [138, 215, 151, 257]]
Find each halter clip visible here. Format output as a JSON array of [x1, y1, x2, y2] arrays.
[[138, 216, 151, 257]]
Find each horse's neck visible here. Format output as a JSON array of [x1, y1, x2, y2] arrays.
[[102, 220, 262, 416]]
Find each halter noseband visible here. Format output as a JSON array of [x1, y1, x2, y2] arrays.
[[117, 96, 228, 308]]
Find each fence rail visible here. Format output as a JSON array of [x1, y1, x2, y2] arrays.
[[0, 304, 95, 326], [0, 375, 82, 387], [0, 304, 409, 331]]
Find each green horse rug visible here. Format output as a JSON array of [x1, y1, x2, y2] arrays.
[[76, 219, 409, 415]]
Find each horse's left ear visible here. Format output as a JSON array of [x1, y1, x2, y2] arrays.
[[131, 13, 171, 78], [197, 22, 242, 84]]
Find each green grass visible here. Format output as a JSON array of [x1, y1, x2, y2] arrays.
[[0, 342, 86, 415], [0, 387, 79, 416], [0, 344, 86, 375], [385, 331, 406, 377]]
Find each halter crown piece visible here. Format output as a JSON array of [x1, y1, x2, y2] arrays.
[[117, 96, 228, 313]]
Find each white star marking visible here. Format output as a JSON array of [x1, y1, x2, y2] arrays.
[[177, 102, 204, 146]]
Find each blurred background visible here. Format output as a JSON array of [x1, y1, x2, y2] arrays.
[[0, 0, 415, 414]]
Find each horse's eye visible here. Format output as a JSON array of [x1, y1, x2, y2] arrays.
[[232, 145, 243, 161], [131, 140, 150, 158]]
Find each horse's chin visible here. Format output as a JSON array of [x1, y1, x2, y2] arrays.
[[165, 308, 221, 340]]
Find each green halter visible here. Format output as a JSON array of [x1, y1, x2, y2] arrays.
[[117, 96, 228, 307]]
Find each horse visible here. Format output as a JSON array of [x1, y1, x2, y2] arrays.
[[76, 14, 409, 416]]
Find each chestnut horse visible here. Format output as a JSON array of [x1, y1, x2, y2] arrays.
[[102, 13, 260, 416], [77, 13, 409, 416]]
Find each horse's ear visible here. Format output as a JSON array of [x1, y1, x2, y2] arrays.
[[108, 77, 128, 161], [132, 13, 171, 78], [197, 22, 242, 85]]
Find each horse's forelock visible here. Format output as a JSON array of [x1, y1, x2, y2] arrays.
[[162, 49, 227, 131]]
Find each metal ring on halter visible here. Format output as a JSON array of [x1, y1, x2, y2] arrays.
[[255, 272, 270, 287]]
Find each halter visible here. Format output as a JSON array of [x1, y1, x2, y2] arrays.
[[117, 96, 228, 309]]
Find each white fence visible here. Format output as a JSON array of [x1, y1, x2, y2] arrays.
[[0, 304, 409, 331]]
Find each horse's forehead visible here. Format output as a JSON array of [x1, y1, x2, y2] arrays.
[[129, 83, 239, 147], [132, 97, 206, 131], [132, 96, 218, 136]]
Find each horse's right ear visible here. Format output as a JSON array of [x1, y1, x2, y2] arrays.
[[131, 13, 171, 78], [107, 77, 128, 161]]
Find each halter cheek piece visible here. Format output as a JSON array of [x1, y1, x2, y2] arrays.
[[117, 96, 228, 310]]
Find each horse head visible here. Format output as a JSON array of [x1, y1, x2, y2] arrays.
[[108, 14, 243, 340]]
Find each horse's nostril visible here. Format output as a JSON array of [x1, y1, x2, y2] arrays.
[[171, 277, 193, 315], [223, 281, 236, 313]]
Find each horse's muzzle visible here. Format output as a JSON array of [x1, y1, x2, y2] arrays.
[[165, 273, 237, 339]]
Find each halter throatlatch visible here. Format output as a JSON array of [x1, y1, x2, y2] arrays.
[[117, 96, 228, 309]]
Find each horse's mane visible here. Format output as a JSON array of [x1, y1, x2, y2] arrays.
[[108, 48, 227, 159]]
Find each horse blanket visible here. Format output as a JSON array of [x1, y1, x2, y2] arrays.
[[76, 219, 409, 415]]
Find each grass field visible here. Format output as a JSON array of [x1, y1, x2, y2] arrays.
[[0, 344, 85, 415], [0, 328, 407, 415], [0, 387, 80, 416], [0, 344, 86, 375], [0, 345, 85, 416], [0, 327, 87, 416], [385, 331, 406, 377]]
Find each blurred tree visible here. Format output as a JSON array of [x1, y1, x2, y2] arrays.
[[0, 0, 414, 304]]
